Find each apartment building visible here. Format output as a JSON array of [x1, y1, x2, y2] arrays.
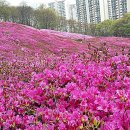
[[76, 0, 130, 24], [76, 0, 88, 23], [108, 0, 130, 20], [99, 0, 109, 21], [76, 0, 101, 24], [89, 0, 101, 23], [68, 4, 77, 20], [48, 0, 66, 18]]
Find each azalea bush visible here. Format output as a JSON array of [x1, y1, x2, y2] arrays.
[[0, 22, 130, 130]]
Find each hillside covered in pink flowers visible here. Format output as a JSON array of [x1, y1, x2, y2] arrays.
[[1, 22, 130, 61], [0, 22, 130, 130]]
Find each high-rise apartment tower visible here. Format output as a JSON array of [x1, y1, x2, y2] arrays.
[[48, 0, 66, 18], [76, 0, 130, 23]]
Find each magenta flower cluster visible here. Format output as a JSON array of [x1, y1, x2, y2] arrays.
[[0, 22, 130, 130]]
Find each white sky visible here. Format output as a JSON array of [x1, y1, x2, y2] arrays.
[[6, 0, 75, 8]]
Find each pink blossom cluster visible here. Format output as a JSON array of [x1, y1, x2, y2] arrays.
[[1, 54, 130, 130], [0, 22, 130, 129]]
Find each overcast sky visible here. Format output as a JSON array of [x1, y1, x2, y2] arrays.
[[6, 0, 75, 8]]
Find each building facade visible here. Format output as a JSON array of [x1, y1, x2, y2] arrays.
[[127, 0, 130, 13], [76, 0, 88, 24], [108, 0, 130, 20], [88, 0, 101, 23], [68, 4, 77, 20], [99, 0, 109, 21], [76, 0, 102, 24], [48, 0, 66, 18], [76, 0, 130, 24]]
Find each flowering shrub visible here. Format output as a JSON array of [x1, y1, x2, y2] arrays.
[[0, 22, 130, 129]]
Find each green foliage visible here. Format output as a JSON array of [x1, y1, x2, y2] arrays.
[[113, 13, 130, 37], [0, 0, 10, 21], [17, 4, 34, 25], [56, 16, 67, 31], [35, 7, 58, 29], [96, 20, 114, 36]]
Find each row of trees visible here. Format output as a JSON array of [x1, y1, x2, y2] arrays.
[[0, 0, 130, 37], [96, 13, 130, 37], [0, 0, 70, 31]]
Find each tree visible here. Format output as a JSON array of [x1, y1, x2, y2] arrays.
[[0, 0, 10, 21], [113, 13, 130, 37], [34, 6, 58, 29], [8, 6, 19, 22], [56, 16, 67, 31], [17, 2, 34, 26], [89, 24, 97, 36], [67, 19, 80, 33], [96, 20, 114, 36]]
